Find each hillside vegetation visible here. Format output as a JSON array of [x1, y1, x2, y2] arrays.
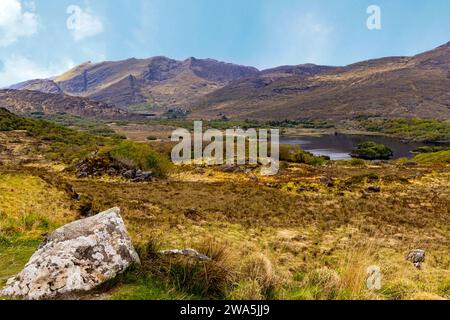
[[356, 117, 450, 143]]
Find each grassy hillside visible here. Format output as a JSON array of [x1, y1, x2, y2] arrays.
[[355, 117, 450, 143]]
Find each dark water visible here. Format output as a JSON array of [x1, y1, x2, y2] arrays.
[[280, 134, 430, 160]]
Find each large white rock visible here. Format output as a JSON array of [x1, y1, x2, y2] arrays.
[[1, 207, 140, 300]]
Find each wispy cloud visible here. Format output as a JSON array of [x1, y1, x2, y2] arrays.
[[0, 0, 39, 47], [66, 4, 104, 42], [0, 55, 75, 87]]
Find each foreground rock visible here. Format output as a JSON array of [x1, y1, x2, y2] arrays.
[[1, 208, 140, 300]]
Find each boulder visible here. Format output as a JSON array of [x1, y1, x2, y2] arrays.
[[406, 249, 426, 269], [1, 208, 140, 300]]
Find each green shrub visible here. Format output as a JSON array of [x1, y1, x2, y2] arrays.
[[349, 158, 366, 166], [107, 141, 172, 177], [413, 146, 450, 154], [280, 145, 329, 165], [351, 141, 393, 160], [0, 108, 105, 163], [358, 117, 450, 142]]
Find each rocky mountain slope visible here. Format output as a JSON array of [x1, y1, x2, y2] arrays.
[[191, 42, 450, 120], [0, 90, 127, 119], [10, 57, 259, 109], [8, 42, 450, 121]]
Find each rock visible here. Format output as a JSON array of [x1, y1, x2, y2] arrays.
[[131, 170, 154, 182], [107, 168, 117, 175], [319, 177, 332, 184], [1, 208, 140, 300], [367, 186, 381, 193], [406, 249, 426, 269], [219, 164, 235, 173], [159, 249, 211, 261], [218, 164, 244, 173], [123, 169, 135, 179], [408, 172, 423, 179], [249, 175, 258, 182]]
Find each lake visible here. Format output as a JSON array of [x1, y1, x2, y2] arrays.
[[280, 134, 430, 160]]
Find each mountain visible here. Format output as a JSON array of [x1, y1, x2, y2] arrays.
[[11, 57, 259, 109], [8, 42, 450, 121], [9, 79, 63, 94], [0, 90, 127, 119], [190, 42, 450, 120]]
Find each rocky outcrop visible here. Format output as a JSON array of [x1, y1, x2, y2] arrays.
[[0, 89, 127, 119], [9, 79, 62, 94], [73, 154, 155, 182], [1, 208, 140, 300]]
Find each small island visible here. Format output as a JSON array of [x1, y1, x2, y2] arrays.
[[351, 141, 394, 160]]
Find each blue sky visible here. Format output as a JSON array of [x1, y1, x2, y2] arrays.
[[0, 0, 449, 87]]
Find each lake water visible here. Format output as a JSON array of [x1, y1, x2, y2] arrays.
[[280, 134, 430, 160]]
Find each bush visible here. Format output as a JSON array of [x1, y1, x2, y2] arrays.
[[279, 145, 329, 165], [107, 141, 172, 177], [351, 141, 393, 160], [413, 146, 449, 154], [349, 158, 366, 166]]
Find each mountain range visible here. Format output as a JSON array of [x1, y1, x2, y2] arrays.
[[4, 41, 450, 121]]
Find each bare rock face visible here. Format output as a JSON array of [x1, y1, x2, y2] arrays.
[[1, 208, 140, 300]]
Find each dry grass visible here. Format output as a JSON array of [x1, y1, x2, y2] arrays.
[[0, 172, 78, 243], [0, 130, 449, 299]]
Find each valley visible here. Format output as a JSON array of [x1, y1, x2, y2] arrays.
[[0, 40, 449, 301], [0, 109, 449, 300]]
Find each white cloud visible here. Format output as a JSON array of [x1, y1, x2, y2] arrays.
[[0, 0, 38, 47], [66, 5, 104, 42], [0, 55, 75, 88]]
